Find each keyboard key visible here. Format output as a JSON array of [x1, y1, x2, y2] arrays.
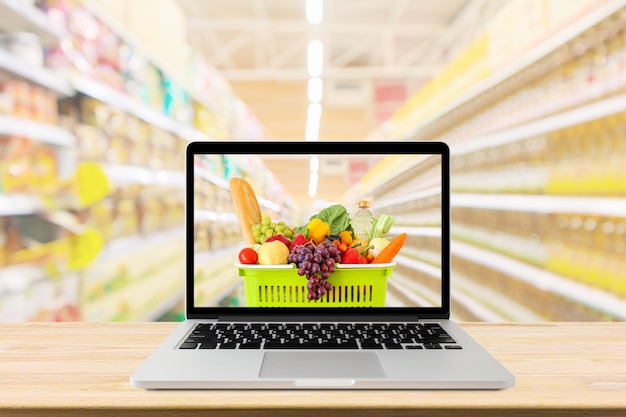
[[264, 341, 358, 349], [423, 343, 443, 349], [219, 342, 237, 349], [239, 342, 261, 349], [406, 345, 424, 349], [384, 343, 403, 349], [179, 342, 198, 349], [199, 342, 217, 349], [360, 342, 383, 349], [444, 345, 463, 349]]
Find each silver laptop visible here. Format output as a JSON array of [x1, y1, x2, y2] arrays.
[[130, 141, 514, 389]]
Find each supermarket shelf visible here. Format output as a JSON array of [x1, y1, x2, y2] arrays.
[[71, 76, 212, 143], [376, 185, 441, 210], [0, 193, 75, 216], [194, 210, 238, 224], [451, 223, 547, 267], [451, 240, 626, 321], [0, 48, 73, 96], [0, 263, 47, 296], [395, 254, 441, 280], [137, 289, 184, 322], [195, 167, 229, 189], [403, 0, 626, 139], [452, 270, 547, 322], [452, 193, 626, 217], [96, 226, 185, 262], [386, 276, 440, 308], [368, 155, 434, 194], [395, 226, 442, 238], [0, 0, 65, 47], [195, 245, 240, 266], [257, 196, 282, 213], [450, 167, 547, 194], [388, 271, 506, 322], [452, 94, 626, 156], [103, 165, 185, 188], [0, 114, 75, 146], [83, 256, 183, 321], [194, 247, 241, 307], [196, 163, 283, 215]]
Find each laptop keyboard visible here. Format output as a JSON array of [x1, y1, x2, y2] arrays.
[[179, 322, 462, 350]]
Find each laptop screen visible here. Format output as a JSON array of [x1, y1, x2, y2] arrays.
[[187, 141, 450, 318]]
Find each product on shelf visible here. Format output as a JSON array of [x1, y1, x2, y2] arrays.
[[0, 81, 58, 124], [0, 272, 81, 321], [0, 136, 59, 194]]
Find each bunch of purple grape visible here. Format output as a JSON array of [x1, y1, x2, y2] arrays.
[[288, 241, 342, 300]]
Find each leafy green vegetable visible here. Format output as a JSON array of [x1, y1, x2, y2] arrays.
[[295, 204, 353, 236], [368, 213, 395, 239], [313, 204, 352, 235]]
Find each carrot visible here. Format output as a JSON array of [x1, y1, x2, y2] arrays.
[[370, 233, 407, 264]]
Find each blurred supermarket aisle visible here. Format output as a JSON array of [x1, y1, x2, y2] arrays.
[[1, 0, 626, 322]]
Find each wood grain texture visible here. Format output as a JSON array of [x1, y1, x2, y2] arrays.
[[1, 322, 625, 417]]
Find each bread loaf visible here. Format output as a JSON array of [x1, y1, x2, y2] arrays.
[[229, 177, 262, 245]]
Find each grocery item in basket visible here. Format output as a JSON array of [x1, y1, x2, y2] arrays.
[[287, 241, 342, 300], [258, 241, 289, 265], [371, 233, 407, 264], [229, 177, 262, 245]]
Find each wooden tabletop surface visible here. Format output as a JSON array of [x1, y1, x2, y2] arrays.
[[1, 321, 625, 417]]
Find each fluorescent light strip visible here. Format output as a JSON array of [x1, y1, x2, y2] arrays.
[[306, 0, 323, 24], [308, 172, 319, 197], [307, 102, 322, 121], [309, 155, 319, 172], [308, 77, 323, 103], [307, 40, 323, 77]]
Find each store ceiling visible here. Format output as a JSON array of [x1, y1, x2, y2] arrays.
[[176, 0, 501, 210]]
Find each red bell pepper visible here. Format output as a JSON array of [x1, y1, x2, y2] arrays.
[[266, 234, 290, 249], [288, 233, 309, 251], [341, 248, 368, 264]]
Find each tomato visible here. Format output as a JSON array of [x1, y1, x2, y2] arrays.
[[238, 247, 258, 264]]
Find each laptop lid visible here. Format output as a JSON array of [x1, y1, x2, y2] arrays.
[[186, 141, 450, 320]]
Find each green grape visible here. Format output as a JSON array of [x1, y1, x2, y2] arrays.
[[261, 216, 271, 226], [251, 224, 261, 232], [265, 229, 274, 238], [259, 235, 267, 244], [260, 224, 269, 233], [274, 225, 284, 233], [252, 229, 262, 239], [283, 229, 293, 238]]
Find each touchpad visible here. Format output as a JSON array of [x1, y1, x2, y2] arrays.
[[259, 351, 386, 378]]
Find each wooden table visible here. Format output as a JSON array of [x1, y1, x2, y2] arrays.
[[1, 322, 625, 417]]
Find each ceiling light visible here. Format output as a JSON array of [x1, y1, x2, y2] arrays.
[[305, 126, 319, 141], [310, 155, 319, 172], [306, 0, 323, 24], [307, 40, 323, 77], [308, 172, 319, 197], [307, 102, 322, 121], [306, 118, 320, 132], [308, 77, 323, 103]]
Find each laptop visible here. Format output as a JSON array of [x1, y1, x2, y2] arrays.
[[130, 140, 515, 389]]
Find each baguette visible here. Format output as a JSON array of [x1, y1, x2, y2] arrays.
[[229, 177, 262, 245]]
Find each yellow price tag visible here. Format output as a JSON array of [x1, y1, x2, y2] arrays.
[[68, 228, 104, 270], [75, 162, 111, 207]]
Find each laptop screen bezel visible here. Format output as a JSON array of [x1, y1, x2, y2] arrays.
[[186, 141, 451, 320]]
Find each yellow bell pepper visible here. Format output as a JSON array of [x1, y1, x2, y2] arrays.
[[307, 218, 330, 244]]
